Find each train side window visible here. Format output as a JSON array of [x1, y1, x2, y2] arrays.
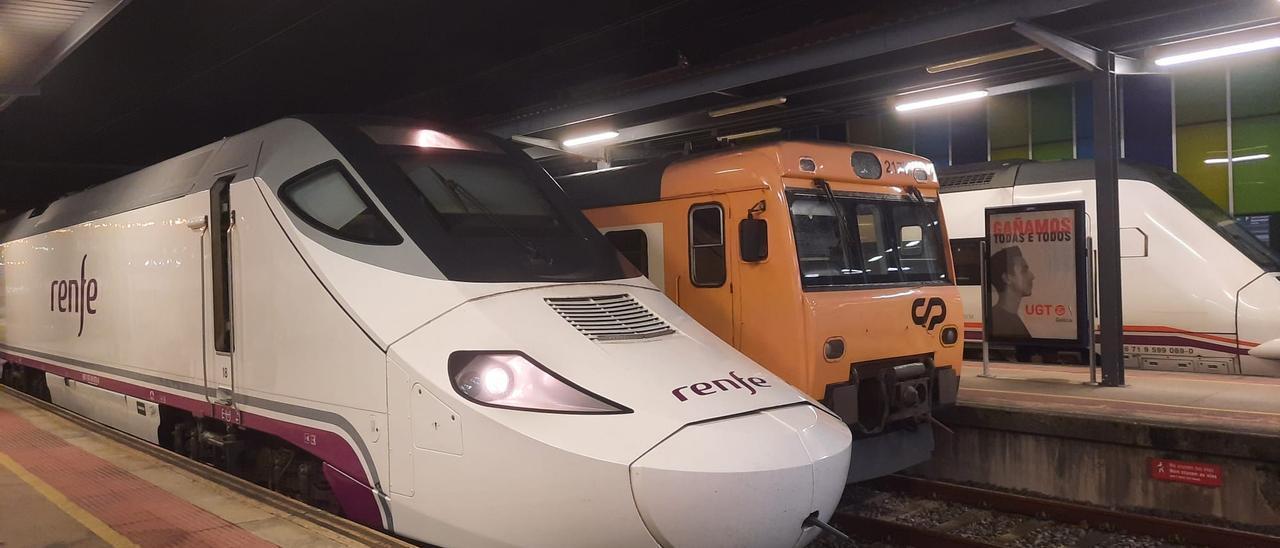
[[281, 162, 402, 245], [951, 238, 982, 286], [605, 229, 649, 277], [689, 204, 726, 287]]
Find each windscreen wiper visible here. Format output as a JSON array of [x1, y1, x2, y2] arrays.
[[425, 165, 546, 262], [815, 179, 863, 282]]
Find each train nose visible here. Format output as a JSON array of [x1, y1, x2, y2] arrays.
[[630, 405, 852, 548]]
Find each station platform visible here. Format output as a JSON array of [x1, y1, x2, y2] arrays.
[[956, 361, 1280, 437], [0, 387, 410, 548], [912, 361, 1280, 530]]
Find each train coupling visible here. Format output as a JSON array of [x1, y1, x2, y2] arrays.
[[824, 357, 959, 435], [803, 511, 852, 543]]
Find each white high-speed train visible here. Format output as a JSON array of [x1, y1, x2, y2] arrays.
[[939, 159, 1280, 377], [0, 116, 853, 548]]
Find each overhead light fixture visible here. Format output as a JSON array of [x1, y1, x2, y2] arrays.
[[708, 97, 787, 118], [926, 46, 1044, 74], [895, 90, 989, 112], [718, 127, 782, 141], [1155, 36, 1280, 66], [1204, 153, 1271, 165], [562, 131, 619, 148]]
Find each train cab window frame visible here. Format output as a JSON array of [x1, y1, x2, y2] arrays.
[[950, 237, 983, 286], [279, 160, 403, 246], [605, 229, 649, 277], [689, 203, 727, 287], [787, 190, 950, 290]]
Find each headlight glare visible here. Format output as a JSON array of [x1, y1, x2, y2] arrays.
[[449, 352, 630, 414]]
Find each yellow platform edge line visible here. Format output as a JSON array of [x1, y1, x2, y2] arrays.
[[0, 450, 139, 548]]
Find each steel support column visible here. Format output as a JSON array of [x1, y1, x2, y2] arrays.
[[1093, 52, 1124, 386]]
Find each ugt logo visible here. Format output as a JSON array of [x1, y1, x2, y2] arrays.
[[911, 297, 946, 331], [50, 254, 99, 337]]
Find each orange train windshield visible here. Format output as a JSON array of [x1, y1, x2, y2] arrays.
[[786, 189, 949, 288]]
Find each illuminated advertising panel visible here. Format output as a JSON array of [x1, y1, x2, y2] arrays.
[[984, 201, 1088, 347]]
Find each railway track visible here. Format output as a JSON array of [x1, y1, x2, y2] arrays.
[[829, 475, 1280, 548]]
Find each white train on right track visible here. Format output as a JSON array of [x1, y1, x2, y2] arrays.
[[939, 159, 1280, 376]]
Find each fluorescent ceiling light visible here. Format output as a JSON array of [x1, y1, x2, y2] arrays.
[[1155, 37, 1280, 66], [895, 90, 989, 112], [717, 127, 782, 141], [562, 131, 619, 148], [1204, 153, 1270, 165], [708, 97, 787, 118]]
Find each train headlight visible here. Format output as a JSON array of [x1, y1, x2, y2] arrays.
[[448, 352, 631, 414], [941, 326, 959, 346]]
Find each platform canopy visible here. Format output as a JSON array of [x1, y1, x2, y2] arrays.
[[0, 0, 127, 111], [1, 0, 1279, 211]]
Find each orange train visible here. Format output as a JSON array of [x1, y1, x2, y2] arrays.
[[560, 141, 963, 481]]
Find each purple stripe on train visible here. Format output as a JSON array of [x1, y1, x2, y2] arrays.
[[0, 349, 386, 529]]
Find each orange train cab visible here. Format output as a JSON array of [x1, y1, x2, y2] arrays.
[[560, 142, 963, 481]]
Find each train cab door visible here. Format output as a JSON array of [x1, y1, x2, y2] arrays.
[[680, 201, 736, 344], [202, 174, 238, 408]]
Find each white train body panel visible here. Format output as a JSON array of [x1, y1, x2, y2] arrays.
[[941, 162, 1280, 376], [0, 116, 852, 547], [46, 372, 162, 444], [0, 194, 207, 386]]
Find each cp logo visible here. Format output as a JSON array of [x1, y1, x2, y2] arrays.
[[911, 297, 947, 331]]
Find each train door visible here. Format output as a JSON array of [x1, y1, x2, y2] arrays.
[[203, 174, 237, 406], [680, 201, 736, 344]]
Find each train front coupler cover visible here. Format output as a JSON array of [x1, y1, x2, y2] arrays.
[[823, 357, 959, 482]]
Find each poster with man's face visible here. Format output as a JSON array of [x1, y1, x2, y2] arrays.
[[985, 202, 1086, 344]]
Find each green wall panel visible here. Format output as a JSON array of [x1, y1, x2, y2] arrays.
[[1176, 122, 1230, 209], [1030, 85, 1073, 160], [988, 93, 1028, 160], [1174, 67, 1229, 210], [1231, 55, 1280, 215]]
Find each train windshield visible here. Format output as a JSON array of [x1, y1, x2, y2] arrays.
[[1148, 168, 1280, 272], [335, 124, 633, 282], [787, 190, 950, 289]]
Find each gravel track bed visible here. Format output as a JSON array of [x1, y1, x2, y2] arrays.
[[953, 512, 1023, 540], [825, 486, 1202, 548]]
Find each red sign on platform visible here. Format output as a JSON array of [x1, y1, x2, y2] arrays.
[[1149, 458, 1222, 487]]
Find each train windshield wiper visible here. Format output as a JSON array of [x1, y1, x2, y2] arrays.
[[815, 179, 865, 283], [424, 165, 546, 262]]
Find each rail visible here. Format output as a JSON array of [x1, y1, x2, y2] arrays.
[[833, 474, 1280, 548]]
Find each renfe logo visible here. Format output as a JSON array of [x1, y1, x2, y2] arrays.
[[50, 254, 99, 337], [671, 371, 771, 402], [911, 297, 947, 331]]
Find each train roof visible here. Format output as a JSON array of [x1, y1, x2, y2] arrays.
[[0, 115, 462, 244], [556, 158, 678, 210], [0, 139, 231, 244], [558, 140, 932, 210], [937, 158, 1173, 193]]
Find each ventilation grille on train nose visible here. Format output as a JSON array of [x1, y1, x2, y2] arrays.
[[545, 294, 675, 341], [939, 171, 995, 188]]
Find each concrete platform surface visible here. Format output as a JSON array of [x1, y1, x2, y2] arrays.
[[958, 361, 1280, 436], [0, 389, 408, 548]]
